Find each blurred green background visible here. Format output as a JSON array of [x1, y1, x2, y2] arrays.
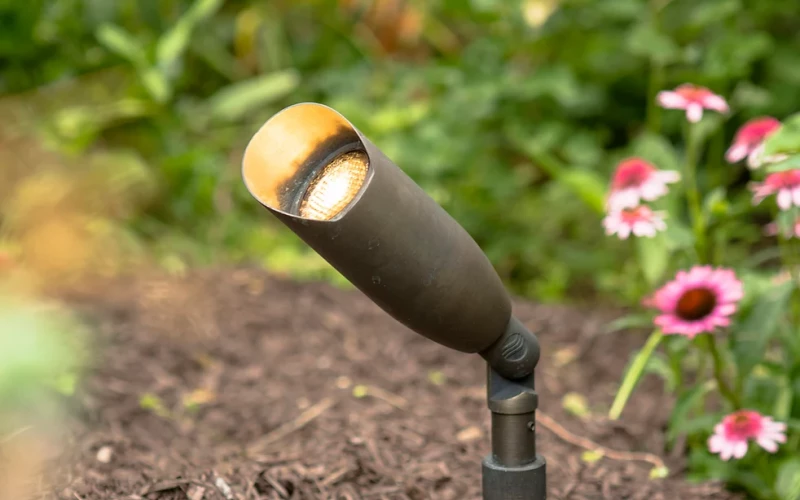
[[2, 0, 799, 305]]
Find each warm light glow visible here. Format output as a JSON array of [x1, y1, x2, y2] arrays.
[[299, 150, 369, 220]]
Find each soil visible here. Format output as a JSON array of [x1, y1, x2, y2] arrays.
[[45, 267, 738, 499]]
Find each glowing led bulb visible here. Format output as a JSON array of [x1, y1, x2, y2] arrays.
[[299, 150, 369, 220]]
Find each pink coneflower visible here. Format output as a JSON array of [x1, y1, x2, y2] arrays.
[[603, 205, 666, 239], [764, 217, 800, 239], [751, 170, 800, 210], [708, 410, 787, 460], [726, 117, 784, 169], [650, 266, 743, 338], [607, 158, 680, 210], [657, 84, 729, 123]]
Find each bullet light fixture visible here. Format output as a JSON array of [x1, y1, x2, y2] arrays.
[[242, 103, 546, 500]]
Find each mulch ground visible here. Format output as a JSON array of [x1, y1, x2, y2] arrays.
[[46, 267, 739, 499]]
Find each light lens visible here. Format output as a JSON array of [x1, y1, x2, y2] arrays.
[[298, 150, 369, 220]]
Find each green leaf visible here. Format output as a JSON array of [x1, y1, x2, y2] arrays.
[[52, 99, 153, 141], [667, 380, 715, 442], [188, 0, 226, 20], [703, 187, 729, 219], [96, 24, 148, 68], [370, 102, 430, 133], [505, 127, 607, 214], [207, 70, 300, 123], [774, 376, 793, 421], [764, 113, 800, 156], [558, 169, 607, 214], [609, 331, 663, 420], [156, 0, 225, 76], [686, 0, 741, 29], [731, 280, 794, 380], [645, 353, 678, 391], [0, 301, 83, 406], [636, 231, 669, 286], [671, 413, 720, 439], [767, 154, 800, 173], [690, 114, 724, 144], [744, 375, 783, 415], [776, 459, 800, 500], [602, 313, 654, 334], [141, 67, 171, 103], [156, 20, 193, 76], [48, 372, 78, 396], [629, 133, 682, 173], [662, 220, 695, 251], [625, 22, 680, 64]]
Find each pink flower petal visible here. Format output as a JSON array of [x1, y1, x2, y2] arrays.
[[640, 181, 668, 201], [701, 94, 729, 113], [708, 434, 725, 453], [607, 189, 640, 211], [778, 189, 793, 210], [657, 91, 688, 109], [655, 170, 681, 183], [719, 441, 736, 461], [757, 437, 779, 453], [726, 143, 749, 163], [732, 441, 748, 459], [746, 144, 766, 169], [686, 103, 703, 123]]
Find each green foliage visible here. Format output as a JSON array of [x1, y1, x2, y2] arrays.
[[730, 278, 794, 381], [0, 299, 85, 408], [764, 113, 800, 156], [4, 0, 800, 495], [4, 0, 800, 302], [606, 103, 800, 499]]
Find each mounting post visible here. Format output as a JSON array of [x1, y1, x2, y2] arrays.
[[479, 317, 546, 500]]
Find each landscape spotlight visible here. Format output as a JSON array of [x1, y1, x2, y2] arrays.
[[242, 103, 546, 500]]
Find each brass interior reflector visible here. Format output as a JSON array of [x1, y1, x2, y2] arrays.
[[298, 150, 369, 221]]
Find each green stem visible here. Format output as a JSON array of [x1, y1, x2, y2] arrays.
[[683, 123, 707, 263], [692, 349, 709, 415], [609, 330, 663, 420], [702, 334, 741, 409], [777, 234, 800, 326], [646, 63, 664, 133], [667, 343, 683, 390]]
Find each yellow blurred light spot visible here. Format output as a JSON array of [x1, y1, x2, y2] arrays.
[[562, 392, 591, 419], [456, 426, 483, 442], [522, 0, 559, 28], [649, 466, 669, 479], [140, 393, 170, 418], [428, 370, 446, 386], [553, 345, 578, 367], [182, 388, 216, 410], [581, 449, 604, 464], [352, 385, 369, 398]]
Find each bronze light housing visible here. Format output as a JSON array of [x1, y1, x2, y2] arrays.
[[242, 103, 546, 500]]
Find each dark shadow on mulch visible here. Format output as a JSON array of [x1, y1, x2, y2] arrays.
[[49, 267, 739, 499]]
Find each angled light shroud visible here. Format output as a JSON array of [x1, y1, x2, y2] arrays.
[[242, 103, 513, 355]]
